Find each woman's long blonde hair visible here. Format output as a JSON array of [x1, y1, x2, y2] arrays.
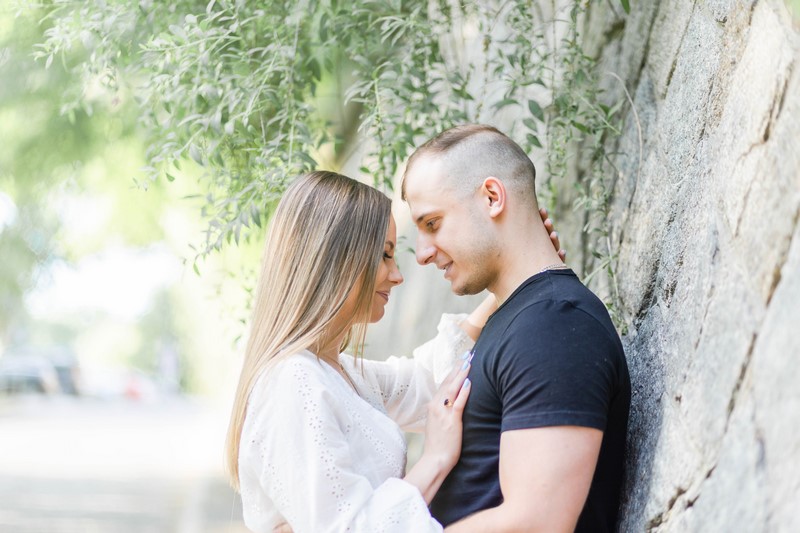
[[225, 171, 391, 490]]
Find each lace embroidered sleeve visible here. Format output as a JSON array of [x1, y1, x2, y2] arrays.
[[411, 312, 473, 384], [239, 356, 444, 533], [354, 313, 474, 432]]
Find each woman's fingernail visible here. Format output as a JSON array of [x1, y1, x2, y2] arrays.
[[461, 359, 470, 370], [461, 350, 471, 360], [463, 378, 471, 387]]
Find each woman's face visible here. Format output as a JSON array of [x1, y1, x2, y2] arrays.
[[340, 215, 404, 325], [369, 215, 404, 322]]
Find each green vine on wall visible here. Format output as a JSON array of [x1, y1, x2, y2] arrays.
[[26, 0, 629, 325], [545, 2, 627, 329]]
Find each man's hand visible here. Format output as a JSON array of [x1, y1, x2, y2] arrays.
[[539, 207, 566, 261]]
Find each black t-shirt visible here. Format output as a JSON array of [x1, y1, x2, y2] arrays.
[[430, 269, 630, 532]]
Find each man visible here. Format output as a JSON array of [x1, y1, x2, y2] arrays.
[[402, 124, 631, 532]]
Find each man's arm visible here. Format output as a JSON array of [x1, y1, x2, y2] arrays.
[[445, 425, 602, 533]]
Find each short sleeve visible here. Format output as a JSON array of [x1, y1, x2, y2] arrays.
[[495, 300, 620, 432], [240, 358, 444, 533]]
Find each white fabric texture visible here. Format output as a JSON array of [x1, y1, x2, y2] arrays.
[[238, 313, 472, 533]]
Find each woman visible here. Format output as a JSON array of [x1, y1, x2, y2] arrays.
[[226, 171, 562, 532]]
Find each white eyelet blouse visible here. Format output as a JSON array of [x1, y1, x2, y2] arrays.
[[238, 314, 473, 533]]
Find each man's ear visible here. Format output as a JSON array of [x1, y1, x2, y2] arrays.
[[481, 176, 507, 218]]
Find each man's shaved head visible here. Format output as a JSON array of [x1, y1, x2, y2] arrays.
[[401, 124, 538, 205]]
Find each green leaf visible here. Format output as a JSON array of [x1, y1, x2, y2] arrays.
[[571, 120, 590, 133], [527, 99, 545, 122], [493, 98, 519, 111], [526, 133, 542, 148], [523, 117, 537, 131], [308, 58, 321, 81], [319, 13, 328, 42], [608, 99, 625, 118], [620, 0, 631, 14], [189, 144, 203, 165]]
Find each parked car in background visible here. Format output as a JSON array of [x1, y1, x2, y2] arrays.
[[0, 355, 61, 395], [0, 347, 82, 396]]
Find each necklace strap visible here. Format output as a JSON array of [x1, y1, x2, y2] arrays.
[[537, 263, 569, 274]]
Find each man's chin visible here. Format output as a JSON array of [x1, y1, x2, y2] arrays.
[[450, 280, 480, 296]]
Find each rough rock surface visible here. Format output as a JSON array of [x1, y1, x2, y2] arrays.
[[581, 2, 800, 531]]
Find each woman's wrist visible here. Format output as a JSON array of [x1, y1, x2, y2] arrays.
[[458, 317, 482, 341], [459, 294, 497, 341], [403, 453, 452, 504]]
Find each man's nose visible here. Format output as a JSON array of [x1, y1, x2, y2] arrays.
[[415, 237, 436, 266]]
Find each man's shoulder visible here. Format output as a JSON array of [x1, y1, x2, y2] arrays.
[[482, 277, 623, 366], [507, 292, 612, 333], [522, 273, 618, 333], [499, 270, 602, 312]]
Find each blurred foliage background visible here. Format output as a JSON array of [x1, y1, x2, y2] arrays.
[[0, 4, 262, 397]]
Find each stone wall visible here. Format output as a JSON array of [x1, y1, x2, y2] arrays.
[[579, 1, 800, 530]]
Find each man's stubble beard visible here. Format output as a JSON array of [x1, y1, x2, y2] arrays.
[[450, 229, 500, 296]]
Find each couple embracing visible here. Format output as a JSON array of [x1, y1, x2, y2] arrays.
[[226, 124, 631, 533]]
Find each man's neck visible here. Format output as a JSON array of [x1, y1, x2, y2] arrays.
[[488, 227, 565, 304]]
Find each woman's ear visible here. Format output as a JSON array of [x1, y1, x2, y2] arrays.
[[481, 176, 507, 218]]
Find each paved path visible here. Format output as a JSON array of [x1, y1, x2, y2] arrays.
[[0, 395, 249, 533]]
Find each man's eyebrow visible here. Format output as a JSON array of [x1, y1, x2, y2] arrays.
[[414, 211, 434, 224]]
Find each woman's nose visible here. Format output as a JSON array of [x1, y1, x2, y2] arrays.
[[389, 262, 403, 285]]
